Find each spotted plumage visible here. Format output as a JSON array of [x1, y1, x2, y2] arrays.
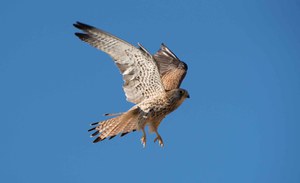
[[74, 22, 189, 147]]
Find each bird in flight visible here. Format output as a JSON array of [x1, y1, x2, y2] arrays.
[[74, 22, 189, 147]]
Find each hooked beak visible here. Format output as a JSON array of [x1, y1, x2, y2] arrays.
[[187, 94, 190, 98]]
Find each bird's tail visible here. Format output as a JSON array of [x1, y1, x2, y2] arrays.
[[88, 107, 140, 143]]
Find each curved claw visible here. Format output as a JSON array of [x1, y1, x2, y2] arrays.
[[154, 136, 164, 147], [141, 136, 146, 148]]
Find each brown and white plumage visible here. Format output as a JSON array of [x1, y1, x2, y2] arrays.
[[88, 106, 140, 143], [153, 43, 188, 91], [74, 22, 164, 104], [74, 22, 189, 147]]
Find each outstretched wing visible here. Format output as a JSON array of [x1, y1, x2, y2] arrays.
[[153, 43, 188, 91], [74, 22, 165, 104]]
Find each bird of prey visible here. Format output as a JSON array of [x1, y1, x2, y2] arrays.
[[74, 22, 189, 147]]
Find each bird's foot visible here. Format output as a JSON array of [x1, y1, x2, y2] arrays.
[[140, 136, 146, 148], [154, 135, 164, 147]]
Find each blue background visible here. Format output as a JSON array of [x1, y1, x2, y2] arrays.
[[1, 0, 299, 182]]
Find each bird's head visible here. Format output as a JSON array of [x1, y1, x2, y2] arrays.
[[169, 88, 190, 101], [177, 88, 190, 99], [167, 88, 190, 110]]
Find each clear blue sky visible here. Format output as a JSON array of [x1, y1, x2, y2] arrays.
[[1, 0, 299, 182]]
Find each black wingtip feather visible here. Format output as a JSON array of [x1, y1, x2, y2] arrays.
[[120, 129, 136, 137], [73, 21, 94, 31], [73, 23, 79, 29], [93, 137, 105, 143], [91, 131, 99, 137], [109, 135, 116, 140], [88, 127, 96, 132], [120, 132, 129, 137], [74, 32, 90, 40], [90, 122, 99, 126]]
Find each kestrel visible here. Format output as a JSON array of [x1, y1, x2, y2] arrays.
[[74, 22, 189, 147]]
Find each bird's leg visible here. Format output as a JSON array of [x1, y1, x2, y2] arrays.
[[139, 111, 150, 148], [153, 130, 164, 147], [140, 127, 147, 148]]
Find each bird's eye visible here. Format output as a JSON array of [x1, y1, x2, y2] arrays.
[[179, 90, 184, 95]]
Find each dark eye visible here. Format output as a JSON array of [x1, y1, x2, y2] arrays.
[[179, 90, 184, 95]]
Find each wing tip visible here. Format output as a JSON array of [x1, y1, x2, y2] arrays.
[[93, 137, 106, 143], [90, 131, 99, 137], [74, 32, 89, 40], [73, 21, 94, 30], [108, 135, 116, 140], [88, 127, 96, 132], [90, 122, 99, 126], [120, 132, 129, 137]]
